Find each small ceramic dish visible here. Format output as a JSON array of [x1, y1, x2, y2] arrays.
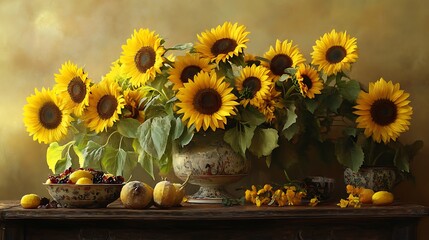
[[43, 183, 124, 208]]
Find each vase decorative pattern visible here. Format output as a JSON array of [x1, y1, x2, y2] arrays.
[[343, 166, 398, 192], [172, 131, 250, 203]]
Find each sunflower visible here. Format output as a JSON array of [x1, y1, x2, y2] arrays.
[[296, 64, 323, 99], [244, 53, 261, 67], [54, 61, 91, 117], [23, 88, 73, 144], [311, 29, 358, 76], [195, 22, 249, 64], [257, 86, 282, 123], [120, 28, 165, 87], [262, 39, 306, 80], [168, 53, 214, 90], [123, 88, 146, 123], [176, 71, 239, 131], [235, 65, 272, 107], [104, 60, 128, 84], [354, 78, 413, 143], [82, 78, 125, 133]]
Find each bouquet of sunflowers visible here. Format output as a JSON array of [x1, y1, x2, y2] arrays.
[[23, 21, 421, 180]]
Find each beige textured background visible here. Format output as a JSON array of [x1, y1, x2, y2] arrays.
[[1, 0, 428, 237]]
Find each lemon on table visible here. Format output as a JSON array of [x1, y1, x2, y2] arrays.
[[76, 177, 93, 185], [372, 191, 394, 205], [20, 194, 41, 209], [69, 169, 93, 183]]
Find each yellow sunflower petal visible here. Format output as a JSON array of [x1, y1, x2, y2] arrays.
[[195, 22, 249, 64], [311, 29, 358, 76], [175, 71, 239, 132], [23, 88, 73, 144], [82, 78, 125, 133], [354, 78, 412, 143]]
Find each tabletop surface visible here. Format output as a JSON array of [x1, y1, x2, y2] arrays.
[[1, 200, 428, 221]]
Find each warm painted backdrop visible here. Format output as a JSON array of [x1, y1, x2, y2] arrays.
[[1, 0, 428, 238]]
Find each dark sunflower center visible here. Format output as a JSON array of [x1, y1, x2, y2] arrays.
[[67, 77, 86, 103], [211, 38, 238, 56], [270, 54, 293, 76], [243, 77, 262, 98], [180, 66, 202, 83], [97, 95, 118, 120], [302, 75, 313, 89], [134, 46, 156, 73], [193, 89, 222, 115], [325, 46, 347, 64], [39, 102, 62, 129], [370, 99, 398, 126]]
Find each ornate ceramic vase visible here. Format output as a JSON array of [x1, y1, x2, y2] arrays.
[[343, 166, 398, 192], [172, 130, 250, 203]]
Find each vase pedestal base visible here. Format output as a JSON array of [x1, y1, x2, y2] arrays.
[[187, 186, 232, 204]]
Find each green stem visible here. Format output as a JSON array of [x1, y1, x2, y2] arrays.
[[284, 86, 296, 99], [102, 131, 119, 148]]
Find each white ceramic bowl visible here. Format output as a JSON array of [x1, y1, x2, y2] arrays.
[[43, 183, 124, 208]]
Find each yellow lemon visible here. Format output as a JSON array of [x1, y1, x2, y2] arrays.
[[359, 188, 375, 204], [153, 180, 176, 208], [76, 177, 93, 185], [120, 181, 154, 209], [372, 191, 394, 205], [20, 194, 41, 209], [69, 169, 93, 183]]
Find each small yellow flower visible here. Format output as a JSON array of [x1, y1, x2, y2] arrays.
[[263, 184, 273, 192], [309, 197, 319, 207], [255, 196, 270, 207], [337, 199, 349, 208]]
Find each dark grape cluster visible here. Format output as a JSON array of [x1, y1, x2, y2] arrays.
[[37, 197, 62, 209], [46, 167, 125, 184]]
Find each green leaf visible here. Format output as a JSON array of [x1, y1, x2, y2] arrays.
[[239, 106, 266, 126], [151, 116, 171, 159], [325, 90, 343, 113], [54, 158, 72, 175], [178, 125, 195, 147], [393, 145, 409, 172], [166, 42, 193, 51], [283, 105, 297, 130], [250, 128, 279, 157], [265, 155, 272, 168], [278, 74, 289, 82], [335, 138, 364, 171], [337, 79, 361, 102], [138, 151, 155, 180], [137, 116, 171, 160], [72, 145, 84, 167], [172, 117, 184, 140], [282, 123, 299, 141], [343, 127, 357, 137], [101, 146, 120, 175], [124, 151, 139, 178], [224, 125, 255, 157], [284, 67, 297, 76], [282, 105, 299, 140], [47, 142, 67, 174], [81, 141, 104, 169], [305, 99, 318, 114], [157, 152, 172, 177], [46, 141, 74, 174], [117, 118, 141, 138]]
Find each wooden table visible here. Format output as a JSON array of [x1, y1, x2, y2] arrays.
[[1, 200, 428, 240]]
